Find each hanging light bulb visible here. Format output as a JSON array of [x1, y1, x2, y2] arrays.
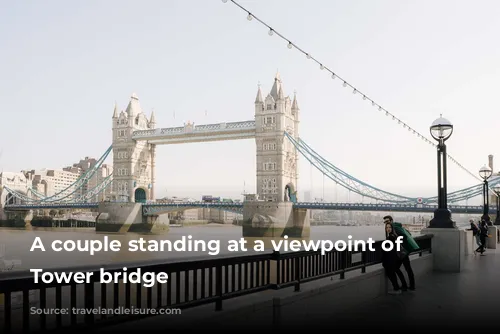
[[343, 81, 347, 87], [247, 13, 253, 21], [353, 89, 357, 94], [268, 29, 274, 36], [222, 0, 228, 2], [392, 116, 395, 120], [331, 73, 336, 79], [372, 101, 375, 106], [379, 106, 382, 111], [385, 111, 389, 116], [320, 64, 324, 70], [363, 95, 366, 100], [287, 42, 293, 49], [306, 54, 311, 59]]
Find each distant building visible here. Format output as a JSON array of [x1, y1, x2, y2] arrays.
[[157, 196, 195, 203], [200, 208, 241, 223], [12, 155, 114, 203], [25, 169, 80, 200], [64, 157, 113, 202]]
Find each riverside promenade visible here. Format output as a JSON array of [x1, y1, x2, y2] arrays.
[[3, 234, 498, 332], [99, 246, 500, 332], [331, 248, 500, 331]]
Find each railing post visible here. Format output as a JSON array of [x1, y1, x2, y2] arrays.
[[84, 282, 95, 325], [294, 256, 301, 292], [340, 251, 346, 279], [215, 264, 223, 311], [272, 251, 281, 289], [361, 251, 366, 273]]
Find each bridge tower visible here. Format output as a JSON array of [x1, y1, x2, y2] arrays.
[[254, 73, 300, 202], [243, 73, 309, 239], [111, 94, 156, 203]]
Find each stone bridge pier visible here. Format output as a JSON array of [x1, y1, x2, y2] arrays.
[[96, 203, 168, 233], [242, 201, 310, 238], [0, 208, 33, 227]]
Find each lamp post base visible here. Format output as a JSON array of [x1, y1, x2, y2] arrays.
[[428, 208, 455, 228]]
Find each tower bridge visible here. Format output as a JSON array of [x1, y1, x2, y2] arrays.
[[103, 73, 303, 234], [2, 73, 499, 233], [111, 73, 299, 205]]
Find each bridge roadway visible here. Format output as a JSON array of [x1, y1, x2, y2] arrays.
[[3, 201, 496, 215]]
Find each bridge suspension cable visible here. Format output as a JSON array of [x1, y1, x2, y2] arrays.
[[285, 132, 416, 203], [221, 0, 482, 185], [72, 173, 113, 203], [4, 145, 113, 203], [285, 132, 500, 204]]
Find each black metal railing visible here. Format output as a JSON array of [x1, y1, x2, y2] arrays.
[[273, 234, 432, 290], [0, 234, 432, 333]]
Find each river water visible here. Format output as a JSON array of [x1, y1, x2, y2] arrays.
[[0, 225, 387, 270]]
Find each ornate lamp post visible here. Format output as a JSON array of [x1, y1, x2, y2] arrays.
[[493, 185, 500, 226], [479, 165, 492, 225], [428, 115, 454, 228]]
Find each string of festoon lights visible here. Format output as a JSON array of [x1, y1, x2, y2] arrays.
[[222, 0, 483, 184]]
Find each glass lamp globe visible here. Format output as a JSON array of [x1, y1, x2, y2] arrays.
[[479, 165, 493, 180], [430, 116, 453, 141]]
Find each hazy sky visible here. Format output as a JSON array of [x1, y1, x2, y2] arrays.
[[1, 0, 500, 204]]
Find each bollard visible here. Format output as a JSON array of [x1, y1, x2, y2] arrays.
[[487, 226, 498, 249]]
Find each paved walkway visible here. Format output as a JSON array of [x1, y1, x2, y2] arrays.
[[98, 248, 500, 332], [331, 248, 500, 331]]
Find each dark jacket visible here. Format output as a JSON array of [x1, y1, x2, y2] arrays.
[[479, 223, 489, 237], [381, 232, 402, 269], [468, 222, 479, 236]]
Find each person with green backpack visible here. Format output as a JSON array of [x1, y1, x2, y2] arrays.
[[383, 215, 418, 291]]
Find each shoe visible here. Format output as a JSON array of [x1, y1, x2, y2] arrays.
[[388, 290, 402, 295], [409, 287, 416, 291], [401, 287, 408, 292]]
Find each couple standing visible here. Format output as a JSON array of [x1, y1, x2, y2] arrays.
[[382, 215, 417, 295]]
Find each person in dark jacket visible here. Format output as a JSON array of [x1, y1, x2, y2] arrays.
[[467, 219, 481, 252], [384, 215, 415, 291], [382, 222, 408, 294], [477, 220, 489, 255]]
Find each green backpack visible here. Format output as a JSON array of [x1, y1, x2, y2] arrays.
[[393, 222, 420, 253]]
